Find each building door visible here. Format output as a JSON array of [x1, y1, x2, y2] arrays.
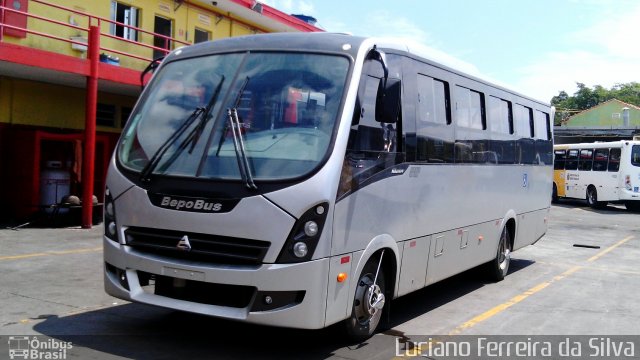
[[153, 16, 172, 60]]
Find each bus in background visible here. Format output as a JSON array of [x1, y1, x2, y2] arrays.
[[553, 140, 640, 211], [103, 33, 553, 340]]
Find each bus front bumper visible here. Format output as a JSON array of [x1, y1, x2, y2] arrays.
[[103, 237, 331, 329]]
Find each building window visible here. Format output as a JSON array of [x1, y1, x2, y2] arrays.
[[194, 28, 211, 44], [111, 1, 139, 41], [97, 103, 117, 127]]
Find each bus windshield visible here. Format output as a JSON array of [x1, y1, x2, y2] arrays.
[[118, 52, 350, 181]]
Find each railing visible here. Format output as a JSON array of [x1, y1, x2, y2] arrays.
[[0, 0, 191, 67]]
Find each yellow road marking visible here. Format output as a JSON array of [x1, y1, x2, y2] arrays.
[[446, 235, 634, 336], [447, 265, 581, 336], [0, 247, 102, 261], [587, 235, 633, 263]]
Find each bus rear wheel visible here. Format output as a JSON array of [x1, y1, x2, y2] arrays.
[[586, 186, 606, 209], [486, 227, 511, 282], [625, 201, 640, 212], [344, 253, 387, 342]]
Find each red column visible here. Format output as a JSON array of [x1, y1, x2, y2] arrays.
[[82, 25, 100, 228]]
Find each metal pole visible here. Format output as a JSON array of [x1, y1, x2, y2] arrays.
[[82, 25, 99, 228]]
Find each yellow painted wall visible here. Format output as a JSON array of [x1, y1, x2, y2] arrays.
[[0, 78, 11, 122], [4, 0, 269, 71], [0, 77, 135, 132]]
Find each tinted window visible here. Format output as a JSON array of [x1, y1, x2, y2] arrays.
[[534, 110, 550, 140], [489, 96, 513, 134], [554, 149, 566, 170], [514, 104, 533, 138], [593, 148, 609, 171], [565, 149, 579, 170], [579, 149, 593, 171], [609, 148, 621, 171], [455, 86, 485, 130], [416, 74, 453, 163], [417, 75, 450, 124], [632, 145, 640, 167]]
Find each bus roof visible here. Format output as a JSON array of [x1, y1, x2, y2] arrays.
[[554, 140, 640, 149], [168, 32, 549, 106]]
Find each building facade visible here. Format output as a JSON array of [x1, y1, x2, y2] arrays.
[[554, 99, 640, 144], [0, 0, 320, 224]]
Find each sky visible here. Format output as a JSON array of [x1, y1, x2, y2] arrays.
[[262, 0, 640, 103]]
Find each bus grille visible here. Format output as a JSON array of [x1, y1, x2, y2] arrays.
[[124, 227, 270, 265]]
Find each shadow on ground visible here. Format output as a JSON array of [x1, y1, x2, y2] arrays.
[[31, 260, 534, 359]]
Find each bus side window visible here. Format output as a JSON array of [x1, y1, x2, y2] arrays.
[[565, 149, 579, 170], [593, 149, 609, 171], [554, 149, 566, 170], [608, 148, 621, 172], [579, 149, 593, 171]]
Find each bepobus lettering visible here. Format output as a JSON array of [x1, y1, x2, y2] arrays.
[[160, 196, 222, 212]]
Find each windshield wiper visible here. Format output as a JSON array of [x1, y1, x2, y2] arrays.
[[213, 76, 257, 189], [139, 76, 226, 182], [183, 75, 225, 154], [140, 106, 205, 182], [227, 107, 257, 190]]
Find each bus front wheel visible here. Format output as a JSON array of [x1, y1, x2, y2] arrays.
[[344, 253, 387, 341]]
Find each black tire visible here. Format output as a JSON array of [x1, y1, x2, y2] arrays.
[[625, 201, 640, 212], [586, 186, 606, 209], [344, 254, 387, 342], [552, 183, 559, 203], [487, 227, 511, 282]]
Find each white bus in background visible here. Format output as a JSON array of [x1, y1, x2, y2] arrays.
[[103, 33, 553, 340], [553, 140, 640, 210]]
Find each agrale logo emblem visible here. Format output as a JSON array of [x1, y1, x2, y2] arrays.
[[177, 235, 192, 251]]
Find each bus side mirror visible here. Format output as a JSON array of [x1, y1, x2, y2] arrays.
[[375, 78, 401, 123]]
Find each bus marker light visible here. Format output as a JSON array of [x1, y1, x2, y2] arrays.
[[337, 273, 347, 282], [340, 256, 350, 264], [410, 241, 416, 248]]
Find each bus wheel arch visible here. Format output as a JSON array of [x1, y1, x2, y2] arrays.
[[486, 218, 515, 282], [505, 218, 516, 251], [345, 240, 398, 341]]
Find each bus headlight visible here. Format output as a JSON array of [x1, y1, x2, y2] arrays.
[[104, 188, 119, 243], [276, 202, 328, 264], [293, 242, 308, 258], [304, 221, 318, 237]]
